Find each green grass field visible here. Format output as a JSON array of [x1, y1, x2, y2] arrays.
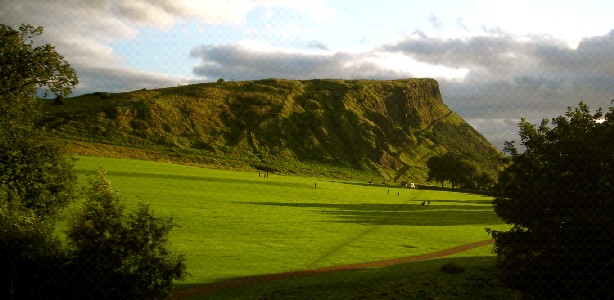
[[69, 155, 508, 290]]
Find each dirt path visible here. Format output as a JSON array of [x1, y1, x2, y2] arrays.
[[172, 239, 494, 299]]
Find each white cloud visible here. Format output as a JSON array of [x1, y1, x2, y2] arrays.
[[72, 65, 192, 94], [0, 0, 337, 95], [464, 118, 522, 150], [471, 0, 613, 48], [191, 42, 470, 81], [115, 0, 178, 27], [190, 43, 375, 80], [366, 52, 469, 80], [112, 0, 336, 26]]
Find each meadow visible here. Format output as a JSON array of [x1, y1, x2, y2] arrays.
[[69, 155, 508, 290]]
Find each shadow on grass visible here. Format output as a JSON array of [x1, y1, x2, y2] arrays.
[[412, 199, 493, 205], [173, 256, 521, 300], [415, 184, 494, 196], [334, 181, 386, 187], [240, 202, 504, 226], [335, 181, 493, 196], [74, 169, 307, 189]]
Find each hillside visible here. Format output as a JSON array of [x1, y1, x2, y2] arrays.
[[40, 78, 501, 182]]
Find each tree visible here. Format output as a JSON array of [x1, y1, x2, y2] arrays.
[[0, 24, 78, 101], [427, 152, 481, 189], [475, 170, 497, 191], [1, 24, 79, 299], [489, 102, 614, 298], [426, 154, 448, 187], [1, 24, 78, 219], [0, 129, 76, 219], [67, 170, 187, 300], [0, 202, 69, 299], [448, 157, 479, 189], [1, 24, 186, 299]]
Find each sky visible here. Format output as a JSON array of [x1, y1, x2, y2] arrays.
[[2, 0, 613, 149]]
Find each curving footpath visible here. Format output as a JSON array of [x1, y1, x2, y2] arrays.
[[172, 239, 495, 299]]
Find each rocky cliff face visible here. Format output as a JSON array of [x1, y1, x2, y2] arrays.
[[42, 78, 501, 181]]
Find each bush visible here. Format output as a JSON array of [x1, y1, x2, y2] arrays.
[[0, 202, 69, 299], [0, 127, 76, 219], [67, 170, 187, 300]]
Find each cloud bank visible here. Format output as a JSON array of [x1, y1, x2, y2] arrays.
[[190, 44, 401, 81]]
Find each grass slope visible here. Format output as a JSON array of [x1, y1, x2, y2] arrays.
[[67, 155, 509, 288], [42, 78, 502, 182]]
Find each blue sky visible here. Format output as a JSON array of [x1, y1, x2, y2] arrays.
[[2, 0, 613, 148]]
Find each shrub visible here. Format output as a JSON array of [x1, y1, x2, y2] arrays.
[[67, 170, 187, 300]]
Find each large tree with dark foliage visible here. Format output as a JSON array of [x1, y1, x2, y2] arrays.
[[1, 24, 186, 299], [0, 24, 78, 220], [427, 152, 482, 189], [489, 101, 614, 299], [1, 24, 79, 299]]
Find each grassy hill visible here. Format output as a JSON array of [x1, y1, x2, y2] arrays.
[[40, 78, 501, 182]]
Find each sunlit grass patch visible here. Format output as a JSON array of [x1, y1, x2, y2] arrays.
[[69, 155, 507, 286]]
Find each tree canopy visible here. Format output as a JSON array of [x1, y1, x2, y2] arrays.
[[0, 24, 78, 220], [1, 24, 186, 299], [426, 152, 492, 189], [0, 24, 77, 100], [490, 101, 614, 298]]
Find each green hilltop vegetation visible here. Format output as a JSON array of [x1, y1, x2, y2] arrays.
[[41, 78, 501, 182]]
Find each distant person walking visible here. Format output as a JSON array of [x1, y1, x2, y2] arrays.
[[314, 183, 317, 189]]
